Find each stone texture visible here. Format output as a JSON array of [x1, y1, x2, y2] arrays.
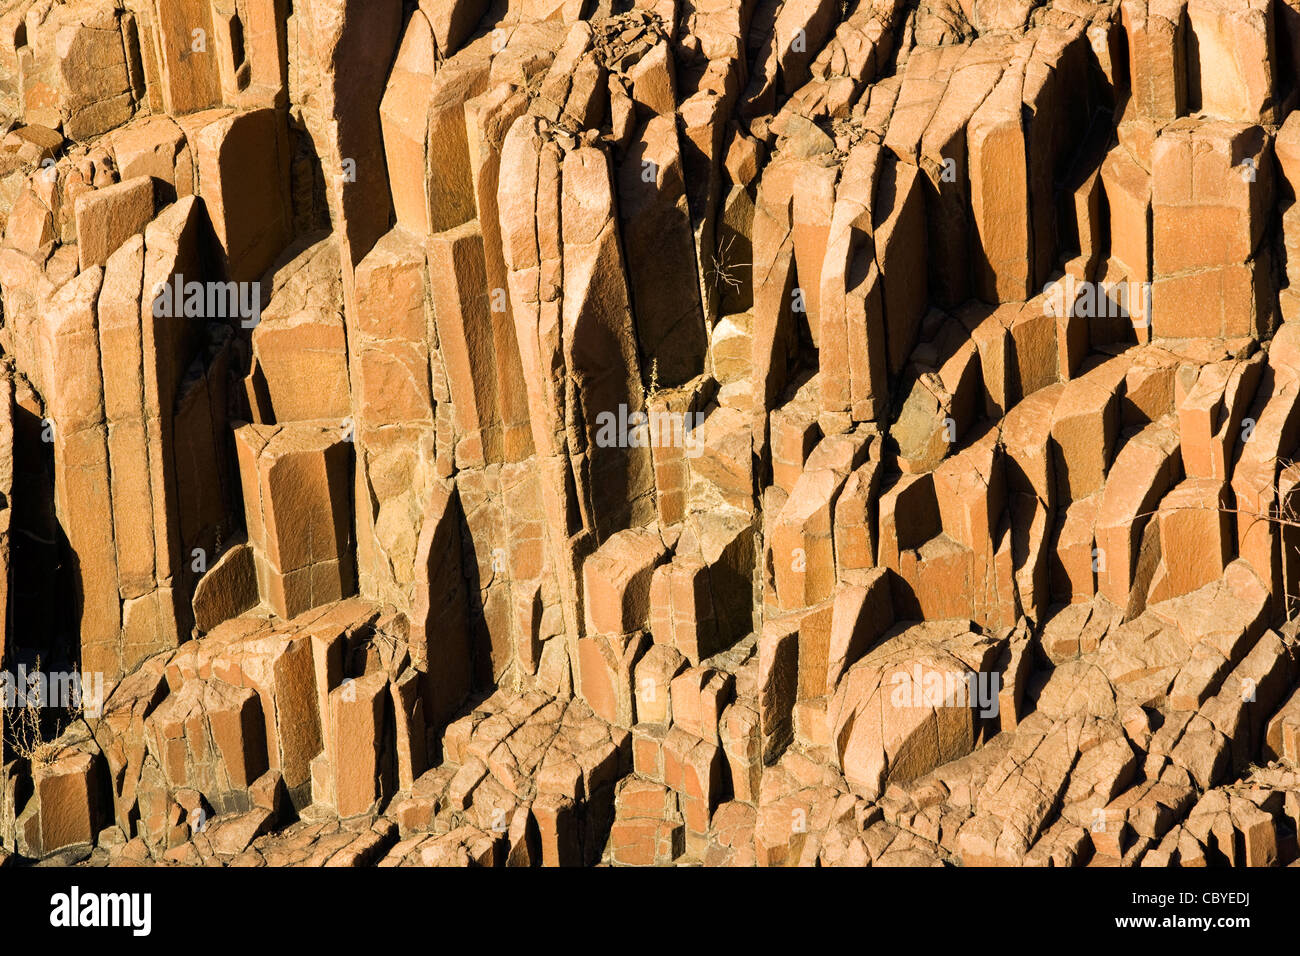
[[4, 0, 1300, 875]]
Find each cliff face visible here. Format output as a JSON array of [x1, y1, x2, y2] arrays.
[[0, 0, 1299, 868]]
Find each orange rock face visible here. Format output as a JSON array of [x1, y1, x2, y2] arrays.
[[3, 0, 1300, 874]]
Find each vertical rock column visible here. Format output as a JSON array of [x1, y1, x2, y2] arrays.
[[233, 421, 356, 621], [499, 112, 657, 685], [41, 267, 120, 678]]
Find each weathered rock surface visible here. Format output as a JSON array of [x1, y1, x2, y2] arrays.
[[3, 0, 1300, 871]]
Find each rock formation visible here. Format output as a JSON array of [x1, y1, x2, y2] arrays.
[[0, 0, 1299, 869]]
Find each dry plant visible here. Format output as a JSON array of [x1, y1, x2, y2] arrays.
[[6, 689, 51, 765], [2, 657, 79, 768], [709, 235, 749, 295], [369, 627, 410, 662], [645, 357, 661, 402]]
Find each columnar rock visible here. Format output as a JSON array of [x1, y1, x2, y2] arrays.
[[6, 0, 1300, 872], [249, 236, 351, 424], [1150, 118, 1274, 339], [185, 107, 293, 282], [290, 0, 402, 270], [410, 481, 473, 730], [12, 1, 144, 139], [42, 266, 119, 675], [234, 421, 356, 621], [346, 229, 436, 608], [616, 113, 708, 387]]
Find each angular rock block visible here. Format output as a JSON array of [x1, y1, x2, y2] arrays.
[[145, 678, 269, 814], [829, 622, 1003, 801], [1150, 119, 1273, 340], [13, 736, 108, 858], [582, 527, 666, 637], [610, 778, 684, 865], [1122, 0, 1188, 124], [74, 176, 155, 270], [186, 107, 292, 281], [578, 632, 647, 729], [191, 540, 258, 633], [249, 236, 351, 423], [409, 480, 473, 732], [234, 421, 356, 621], [17, 2, 141, 139], [327, 671, 392, 819], [1185, 0, 1277, 124]]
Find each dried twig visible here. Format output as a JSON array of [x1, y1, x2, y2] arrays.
[[3, 657, 76, 767]]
